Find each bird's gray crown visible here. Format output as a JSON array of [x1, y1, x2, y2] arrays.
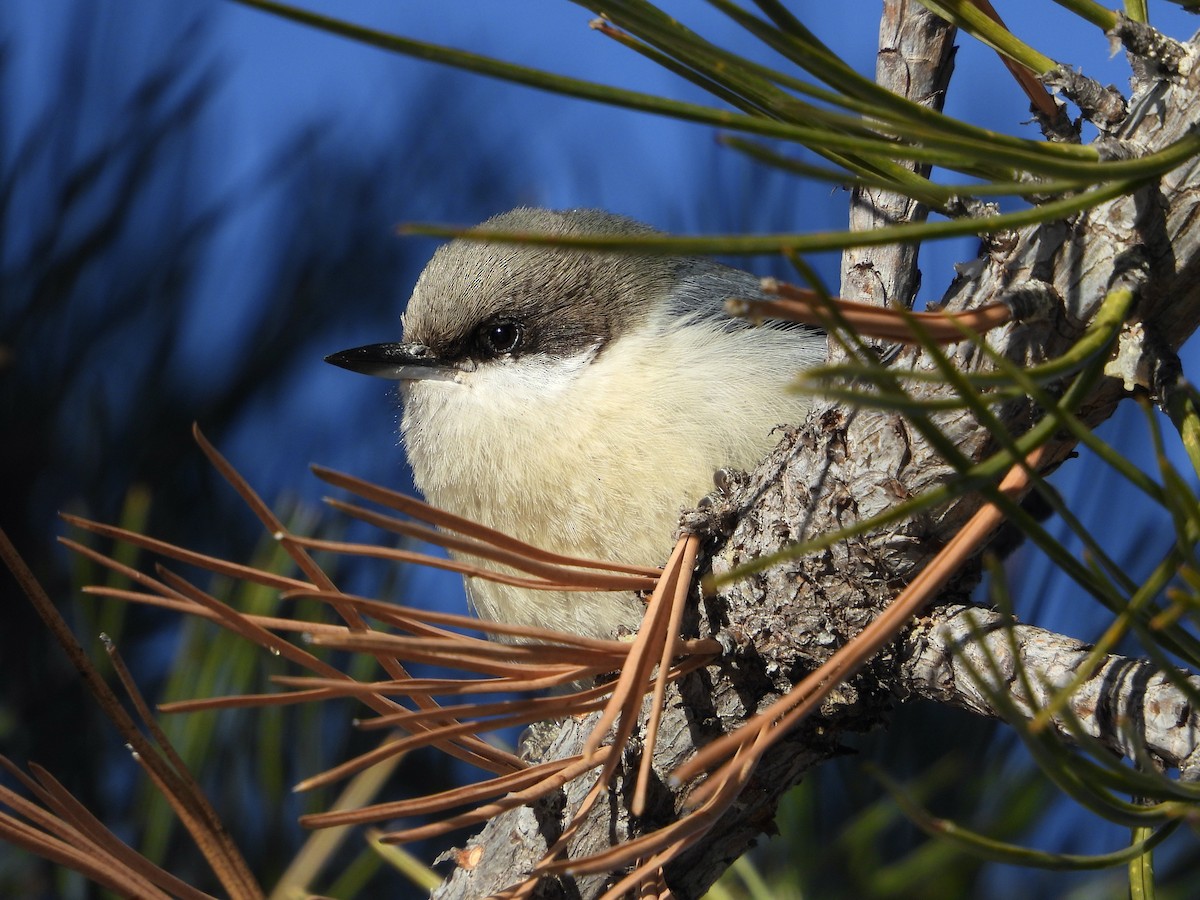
[[401, 208, 686, 363]]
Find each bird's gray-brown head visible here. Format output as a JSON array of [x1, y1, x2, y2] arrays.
[[327, 208, 684, 382]]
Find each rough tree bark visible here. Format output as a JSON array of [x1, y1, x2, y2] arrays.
[[434, 10, 1200, 899]]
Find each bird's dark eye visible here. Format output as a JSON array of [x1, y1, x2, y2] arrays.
[[475, 319, 524, 357]]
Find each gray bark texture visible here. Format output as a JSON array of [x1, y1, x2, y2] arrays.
[[433, 10, 1200, 899]]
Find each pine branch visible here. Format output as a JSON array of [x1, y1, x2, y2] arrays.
[[901, 602, 1200, 774], [840, 0, 957, 311]]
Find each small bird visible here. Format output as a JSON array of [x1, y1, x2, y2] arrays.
[[326, 208, 825, 639]]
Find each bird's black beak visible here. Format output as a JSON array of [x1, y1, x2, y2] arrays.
[[324, 342, 458, 382]]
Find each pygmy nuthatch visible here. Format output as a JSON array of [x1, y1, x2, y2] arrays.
[[327, 208, 825, 639]]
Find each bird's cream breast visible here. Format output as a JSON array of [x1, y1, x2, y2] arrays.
[[401, 319, 817, 568]]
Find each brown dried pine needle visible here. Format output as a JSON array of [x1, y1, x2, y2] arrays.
[[9, 416, 1036, 898], [728, 278, 1015, 344]]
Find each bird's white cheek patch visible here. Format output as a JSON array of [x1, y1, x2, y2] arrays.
[[402, 348, 599, 443], [456, 348, 599, 408]]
